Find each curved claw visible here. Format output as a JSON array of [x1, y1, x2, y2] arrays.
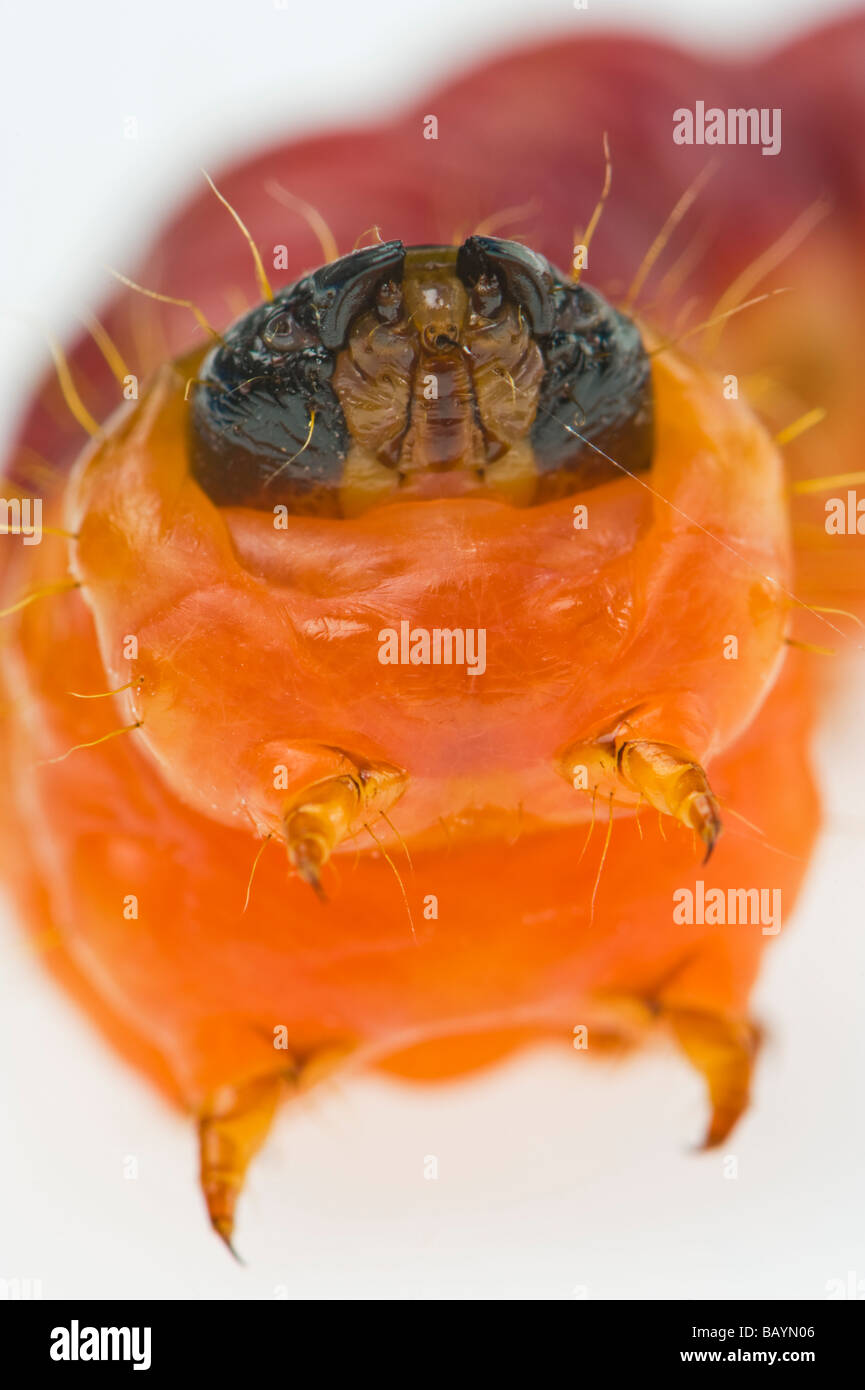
[[289, 834, 328, 900], [688, 792, 723, 864]]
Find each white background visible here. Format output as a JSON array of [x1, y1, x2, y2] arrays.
[[1, 0, 864, 1300]]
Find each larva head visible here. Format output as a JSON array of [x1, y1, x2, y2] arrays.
[[187, 238, 653, 514], [67, 239, 790, 868]]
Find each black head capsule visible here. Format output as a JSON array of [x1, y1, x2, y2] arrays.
[[187, 236, 653, 514]]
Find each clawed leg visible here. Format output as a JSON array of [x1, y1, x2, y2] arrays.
[[558, 735, 722, 860], [665, 1006, 760, 1148], [618, 742, 721, 862], [280, 756, 405, 896], [197, 1044, 357, 1255], [198, 1073, 289, 1258]]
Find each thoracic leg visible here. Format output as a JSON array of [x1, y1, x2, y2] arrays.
[[198, 1073, 289, 1256], [665, 1007, 760, 1149]]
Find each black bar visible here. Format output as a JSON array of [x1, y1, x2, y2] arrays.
[[1, 1298, 858, 1374]]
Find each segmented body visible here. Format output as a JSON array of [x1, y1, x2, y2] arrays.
[[2, 17, 864, 1246]]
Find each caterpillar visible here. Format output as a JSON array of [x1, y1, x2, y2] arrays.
[[2, 14, 864, 1258]]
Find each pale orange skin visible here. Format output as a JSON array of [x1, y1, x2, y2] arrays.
[[0, 312, 819, 1241], [66, 342, 791, 837]]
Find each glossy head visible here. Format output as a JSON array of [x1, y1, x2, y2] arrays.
[[188, 237, 653, 515]]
